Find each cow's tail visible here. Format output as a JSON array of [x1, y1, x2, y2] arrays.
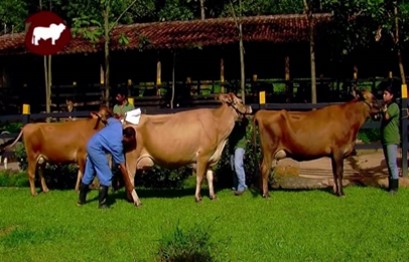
[[0, 129, 23, 151]]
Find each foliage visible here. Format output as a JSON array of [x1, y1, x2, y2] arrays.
[[134, 166, 192, 189], [0, 170, 28, 187], [157, 223, 216, 262], [13, 142, 27, 171], [0, 122, 23, 134], [221, 0, 303, 17], [358, 128, 381, 144], [158, 0, 194, 21], [0, 0, 28, 33]]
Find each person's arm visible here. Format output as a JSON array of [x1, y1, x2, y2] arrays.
[[118, 162, 141, 206], [383, 103, 399, 121], [382, 105, 391, 121]]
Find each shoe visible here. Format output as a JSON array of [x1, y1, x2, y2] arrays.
[[98, 185, 109, 209], [234, 189, 246, 196], [77, 183, 90, 206], [389, 179, 399, 195]]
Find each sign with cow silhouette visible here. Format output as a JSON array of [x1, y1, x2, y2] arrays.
[[25, 11, 71, 55]]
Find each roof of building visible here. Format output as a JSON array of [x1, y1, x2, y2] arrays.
[[0, 13, 332, 55]]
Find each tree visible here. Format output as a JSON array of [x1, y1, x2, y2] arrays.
[[63, 0, 150, 106], [0, 0, 27, 34]]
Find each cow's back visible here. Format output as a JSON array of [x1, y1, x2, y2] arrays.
[[135, 107, 236, 167], [256, 102, 368, 159], [23, 118, 103, 163]]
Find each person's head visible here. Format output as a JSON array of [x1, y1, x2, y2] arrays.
[[115, 88, 128, 105], [122, 126, 136, 151], [383, 85, 395, 104]]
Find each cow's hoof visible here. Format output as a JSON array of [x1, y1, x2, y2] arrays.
[[43, 189, 50, 193], [134, 201, 142, 207], [210, 195, 217, 200], [262, 193, 270, 198], [195, 196, 202, 203]]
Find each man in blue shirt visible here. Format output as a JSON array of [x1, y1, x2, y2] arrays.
[[77, 117, 136, 208]]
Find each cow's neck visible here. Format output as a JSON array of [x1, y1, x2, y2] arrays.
[[212, 103, 237, 139]]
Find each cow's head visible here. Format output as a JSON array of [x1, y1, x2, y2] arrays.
[[218, 93, 252, 115], [91, 105, 113, 126], [357, 89, 381, 118]]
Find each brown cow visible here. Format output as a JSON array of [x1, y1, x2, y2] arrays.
[[124, 93, 252, 205], [254, 90, 380, 197], [3, 106, 111, 196]]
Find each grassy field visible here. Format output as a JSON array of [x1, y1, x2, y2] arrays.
[[1, 184, 409, 261]]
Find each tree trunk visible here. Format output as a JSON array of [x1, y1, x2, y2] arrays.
[[200, 0, 205, 20], [171, 51, 176, 109], [239, 22, 245, 103], [394, 2, 406, 84], [305, 0, 317, 104], [103, 6, 110, 107]]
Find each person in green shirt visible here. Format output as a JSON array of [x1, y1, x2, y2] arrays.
[[380, 85, 400, 194], [113, 87, 135, 120], [229, 115, 249, 195]]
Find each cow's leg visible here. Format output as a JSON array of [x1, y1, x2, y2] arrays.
[[124, 151, 142, 206], [38, 159, 49, 193], [76, 158, 86, 191], [195, 159, 208, 202], [331, 153, 344, 196], [260, 154, 273, 198], [27, 159, 38, 196], [75, 169, 83, 192], [206, 169, 216, 200]]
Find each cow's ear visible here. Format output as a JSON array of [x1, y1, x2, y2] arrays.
[[355, 90, 364, 101]]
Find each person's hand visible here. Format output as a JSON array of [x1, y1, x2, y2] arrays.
[[381, 104, 387, 113]]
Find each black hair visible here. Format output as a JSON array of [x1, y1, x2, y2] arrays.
[[123, 126, 136, 138], [383, 85, 395, 97], [116, 87, 128, 97]]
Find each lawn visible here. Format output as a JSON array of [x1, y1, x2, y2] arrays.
[[0, 185, 409, 261]]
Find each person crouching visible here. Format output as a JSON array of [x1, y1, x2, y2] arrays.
[[77, 117, 136, 208]]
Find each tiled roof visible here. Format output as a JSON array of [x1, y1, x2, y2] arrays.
[[0, 13, 332, 55]]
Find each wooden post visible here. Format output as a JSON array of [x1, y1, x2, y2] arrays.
[[284, 56, 292, 101], [22, 104, 30, 124], [351, 65, 358, 97], [156, 60, 161, 96], [401, 83, 408, 176], [220, 58, 225, 93], [127, 79, 132, 97], [100, 65, 105, 102]]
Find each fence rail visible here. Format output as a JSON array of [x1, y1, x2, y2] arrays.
[[0, 101, 383, 151]]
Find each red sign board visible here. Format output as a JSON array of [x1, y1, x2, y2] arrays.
[[25, 11, 72, 55]]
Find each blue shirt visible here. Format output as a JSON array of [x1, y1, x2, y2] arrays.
[[88, 118, 124, 164]]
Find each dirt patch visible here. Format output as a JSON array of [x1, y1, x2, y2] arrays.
[[271, 149, 409, 189]]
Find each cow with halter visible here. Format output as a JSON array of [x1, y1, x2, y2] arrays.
[[1, 106, 111, 196], [123, 93, 252, 206], [254, 89, 380, 198]]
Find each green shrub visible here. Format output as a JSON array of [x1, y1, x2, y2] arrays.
[[358, 128, 380, 144], [0, 170, 28, 187], [157, 223, 215, 262], [0, 122, 23, 133], [135, 166, 191, 189]]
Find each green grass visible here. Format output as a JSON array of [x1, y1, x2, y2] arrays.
[[0, 185, 409, 261]]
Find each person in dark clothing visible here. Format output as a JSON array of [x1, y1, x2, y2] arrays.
[[229, 115, 249, 195], [380, 85, 400, 194], [77, 118, 136, 208]]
